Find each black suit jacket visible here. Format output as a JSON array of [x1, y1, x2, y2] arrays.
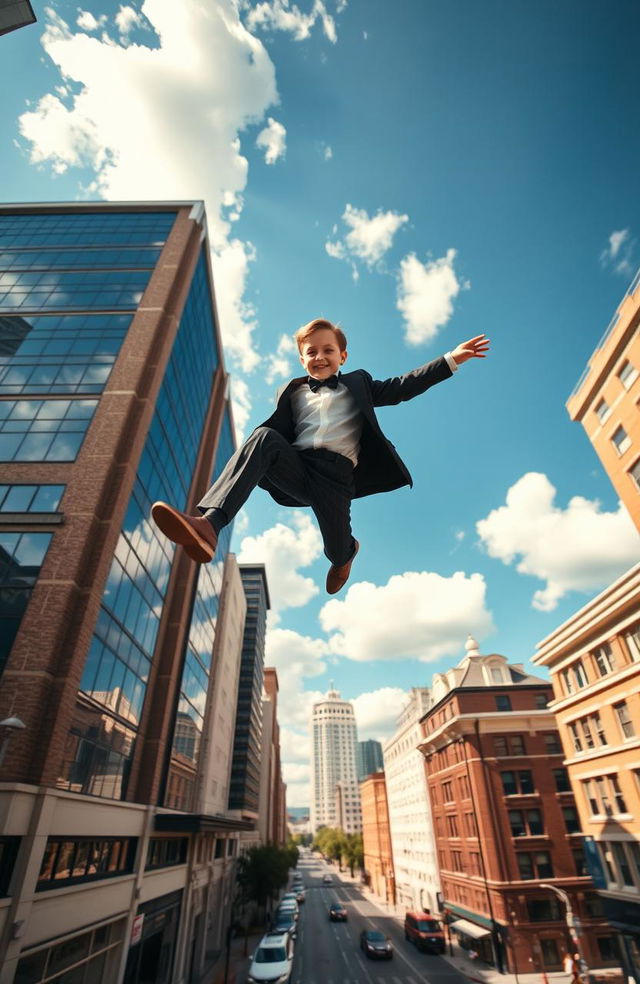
[[256, 355, 453, 506]]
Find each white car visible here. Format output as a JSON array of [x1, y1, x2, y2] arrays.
[[247, 933, 294, 984]]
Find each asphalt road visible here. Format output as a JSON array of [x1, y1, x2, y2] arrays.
[[238, 850, 471, 984]]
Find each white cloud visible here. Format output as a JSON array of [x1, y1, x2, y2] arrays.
[[115, 4, 144, 36], [351, 687, 408, 742], [228, 376, 252, 443], [476, 472, 640, 611], [600, 228, 636, 276], [237, 512, 323, 611], [76, 10, 106, 31], [326, 203, 409, 272], [396, 248, 467, 346], [19, 1, 279, 378], [265, 332, 297, 384], [323, 143, 333, 160], [256, 116, 286, 165], [319, 569, 494, 662], [245, 0, 340, 43]]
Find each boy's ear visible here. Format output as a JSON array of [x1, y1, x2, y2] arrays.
[[340, 350, 348, 365]]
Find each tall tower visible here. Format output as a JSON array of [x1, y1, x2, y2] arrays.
[[310, 687, 361, 834], [229, 564, 270, 823], [0, 202, 246, 984]]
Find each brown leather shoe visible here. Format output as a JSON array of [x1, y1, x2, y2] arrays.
[[326, 540, 359, 595], [151, 501, 218, 563]]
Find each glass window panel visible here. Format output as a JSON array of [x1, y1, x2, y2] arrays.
[[72, 841, 90, 878], [0, 434, 21, 459], [31, 485, 64, 511], [2, 486, 35, 511], [47, 433, 83, 460]]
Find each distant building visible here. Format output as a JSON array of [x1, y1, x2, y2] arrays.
[[310, 687, 361, 834], [566, 269, 640, 532], [360, 772, 394, 902], [534, 563, 640, 984], [419, 637, 614, 977], [258, 667, 287, 845], [357, 739, 383, 780], [383, 687, 440, 914], [229, 565, 270, 827], [0, 0, 36, 37]]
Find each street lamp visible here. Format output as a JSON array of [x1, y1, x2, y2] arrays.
[[539, 884, 591, 984], [0, 717, 25, 767]]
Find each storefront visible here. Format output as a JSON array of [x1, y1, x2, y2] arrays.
[[123, 890, 183, 984]]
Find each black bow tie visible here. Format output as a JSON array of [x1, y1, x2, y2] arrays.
[[308, 374, 339, 392]]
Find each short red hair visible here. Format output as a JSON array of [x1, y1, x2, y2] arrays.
[[294, 318, 347, 353]]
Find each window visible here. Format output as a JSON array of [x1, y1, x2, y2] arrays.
[[593, 644, 616, 676], [446, 815, 459, 837], [0, 398, 97, 462], [526, 898, 561, 922], [496, 695, 512, 711], [490, 667, 504, 683], [580, 718, 595, 750], [14, 920, 125, 984], [543, 733, 562, 755], [583, 779, 600, 816], [593, 713, 607, 746], [573, 661, 588, 688], [562, 806, 581, 833], [618, 359, 638, 389], [494, 736, 508, 756], [540, 939, 560, 967], [37, 838, 135, 889], [624, 622, 640, 661], [442, 780, 454, 802], [553, 768, 571, 792], [597, 938, 618, 962], [561, 669, 574, 695], [146, 837, 188, 870], [501, 770, 535, 795], [509, 809, 544, 836], [629, 458, 640, 494], [612, 425, 631, 456], [596, 777, 613, 815], [0, 484, 65, 513], [614, 701, 635, 739], [612, 842, 634, 887], [511, 735, 525, 755], [452, 850, 464, 872], [610, 775, 628, 813], [573, 847, 588, 876], [595, 398, 610, 423], [535, 693, 549, 709], [569, 722, 583, 753], [517, 851, 553, 879]]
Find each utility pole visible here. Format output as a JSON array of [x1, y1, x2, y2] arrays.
[[539, 884, 591, 984]]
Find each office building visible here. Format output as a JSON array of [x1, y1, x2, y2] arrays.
[[566, 270, 640, 531], [310, 687, 361, 834], [357, 739, 383, 781], [0, 202, 250, 984], [419, 637, 613, 976], [534, 563, 640, 984], [228, 565, 269, 827], [383, 687, 441, 914], [258, 667, 287, 846], [0, 0, 36, 37], [360, 771, 394, 903]]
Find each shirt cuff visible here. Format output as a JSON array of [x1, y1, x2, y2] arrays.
[[444, 351, 458, 373]]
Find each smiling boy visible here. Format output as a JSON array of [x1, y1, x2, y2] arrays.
[[151, 318, 489, 594]]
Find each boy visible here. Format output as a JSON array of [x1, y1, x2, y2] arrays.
[[151, 319, 489, 594]]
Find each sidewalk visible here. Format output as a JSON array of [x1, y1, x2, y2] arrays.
[[205, 928, 262, 984]]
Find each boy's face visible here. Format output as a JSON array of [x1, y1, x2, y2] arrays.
[[299, 328, 347, 380]]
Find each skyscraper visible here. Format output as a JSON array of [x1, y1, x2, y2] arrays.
[[0, 202, 248, 984], [229, 564, 270, 823], [310, 687, 361, 834], [356, 738, 383, 780]]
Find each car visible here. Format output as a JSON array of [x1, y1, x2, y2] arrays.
[[281, 893, 299, 906], [271, 911, 297, 940], [247, 932, 294, 984], [328, 903, 347, 922], [360, 929, 393, 960], [404, 911, 445, 953], [322, 874, 332, 884], [295, 889, 305, 903], [276, 903, 299, 923]]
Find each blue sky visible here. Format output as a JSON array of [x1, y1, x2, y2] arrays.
[[3, 0, 640, 804]]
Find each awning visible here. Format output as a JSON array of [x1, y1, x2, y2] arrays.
[[450, 919, 491, 940]]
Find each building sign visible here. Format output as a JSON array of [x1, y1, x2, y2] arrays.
[[583, 837, 607, 890], [130, 914, 144, 946]]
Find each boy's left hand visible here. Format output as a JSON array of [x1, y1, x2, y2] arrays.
[[451, 334, 490, 365]]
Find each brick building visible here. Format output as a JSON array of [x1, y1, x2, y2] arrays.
[[360, 771, 395, 904], [419, 637, 615, 976], [0, 202, 253, 984], [534, 564, 640, 984]]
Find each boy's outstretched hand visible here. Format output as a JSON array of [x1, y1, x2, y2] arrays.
[[451, 334, 490, 365]]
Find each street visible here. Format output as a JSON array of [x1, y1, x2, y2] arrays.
[[238, 851, 471, 984]]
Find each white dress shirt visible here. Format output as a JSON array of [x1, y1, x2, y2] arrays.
[[291, 354, 457, 466]]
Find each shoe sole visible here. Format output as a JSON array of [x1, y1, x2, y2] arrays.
[[151, 501, 215, 564]]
